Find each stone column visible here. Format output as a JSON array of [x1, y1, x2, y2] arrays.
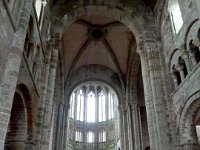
[[62, 105, 69, 150], [127, 104, 134, 150], [138, 42, 174, 150], [54, 103, 63, 150], [172, 73, 179, 88], [131, 103, 143, 150], [118, 103, 129, 150], [176, 65, 185, 82], [118, 105, 125, 150], [40, 48, 58, 150], [0, 1, 31, 149], [122, 106, 129, 150], [181, 46, 192, 72], [35, 46, 52, 149], [56, 104, 66, 150], [190, 52, 198, 67]]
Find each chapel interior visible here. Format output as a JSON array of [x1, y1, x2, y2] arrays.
[[0, 0, 200, 150]]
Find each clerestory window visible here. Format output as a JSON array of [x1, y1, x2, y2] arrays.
[[69, 82, 117, 123], [35, 0, 47, 23], [168, 0, 183, 34]]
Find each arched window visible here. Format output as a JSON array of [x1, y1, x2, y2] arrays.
[[87, 131, 94, 143], [67, 81, 120, 149], [35, 0, 43, 20], [35, 0, 47, 23], [69, 83, 117, 123], [75, 130, 83, 142], [168, 0, 183, 34], [99, 130, 106, 142], [87, 90, 96, 122], [76, 89, 84, 121], [99, 90, 106, 122]]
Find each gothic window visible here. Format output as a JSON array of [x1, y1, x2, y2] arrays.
[[99, 130, 106, 142], [108, 93, 114, 119], [76, 90, 84, 121], [75, 131, 83, 142], [87, 90, 96, 122], [35, 0, 43, 20], [87, 131, 94, 143], [69, 83, 117, 123], [35, 0, 47, 23], [99, 91, 106, 122], [68, 81, 119, 149], [168, 0, 183, 34]]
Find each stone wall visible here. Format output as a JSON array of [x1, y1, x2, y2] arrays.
[[0, 0, 59, 150], [0, 0, 15, 84], [155, 0, 200, 149]]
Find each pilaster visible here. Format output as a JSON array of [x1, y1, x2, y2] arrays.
[[40, 48, 58, 150]]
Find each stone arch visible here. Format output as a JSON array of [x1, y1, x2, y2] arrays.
[[51, 1, 155, 48], [184, 19, 200, 49], [65, 65, 124, 106], [168, 49, 182, 88], [127, 50, 141, 104], [168, 48, 181, 71], [4, 84, 33, 150], [178, 90, 200, 148], [5, 91, 27, 149], [17, 84, 33, 137], [126, 50, 150, 149]]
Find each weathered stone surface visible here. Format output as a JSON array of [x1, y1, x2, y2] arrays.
[[0, 0, 200, 150]]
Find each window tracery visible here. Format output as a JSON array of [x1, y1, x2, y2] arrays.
[[67, 81, 119, 149]]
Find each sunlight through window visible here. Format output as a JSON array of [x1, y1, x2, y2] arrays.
[[87, 91, 96, 122], [168, 0, 183, 34], [99, 92, 106, 122], [87, 131, 94, 143]]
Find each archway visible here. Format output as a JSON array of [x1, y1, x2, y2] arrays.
[[4, 84, 33, 150], [178, 95, 200, 149], [51, 1, 173, 150], [4, 92, 27, 150]]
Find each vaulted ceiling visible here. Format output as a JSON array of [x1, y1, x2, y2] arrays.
[[62, 16, 134, 81], [51, 0, 158, 84]]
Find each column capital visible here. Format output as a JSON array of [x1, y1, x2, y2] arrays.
[[176, 64, 184, 72]]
